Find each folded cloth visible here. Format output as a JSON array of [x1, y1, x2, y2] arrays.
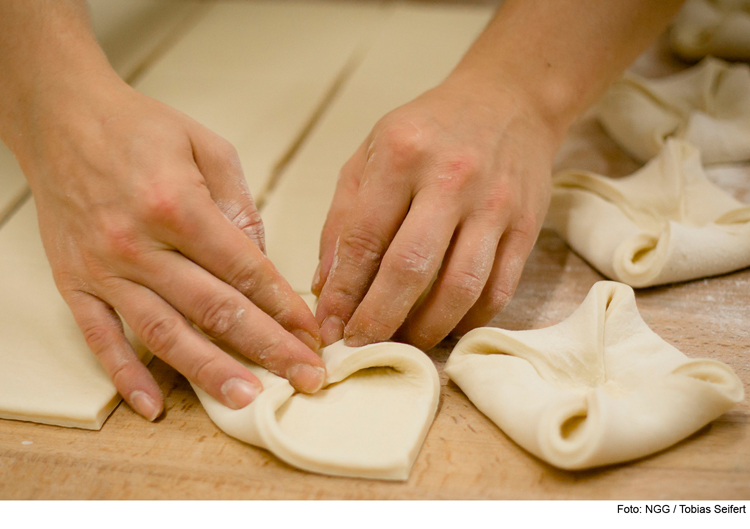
[[595, 57, 750, 164], [670, 0, 750, 61], [445, 281, 744, 471], [546, 139, 750, 288]]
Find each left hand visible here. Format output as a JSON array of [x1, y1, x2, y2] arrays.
[[313, 75, 565, 350]]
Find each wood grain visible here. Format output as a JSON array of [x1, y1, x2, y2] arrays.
[[1, 5, 749, 500]]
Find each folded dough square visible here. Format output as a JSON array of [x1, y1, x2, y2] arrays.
[[192, 340, 440, 480], [445, 281, 743, 471], [670, 0, 750, 62], [547, 139, 750, 288], [595, 57, 750, 164]]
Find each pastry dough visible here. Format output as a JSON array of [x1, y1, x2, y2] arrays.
[[595, 58, 750, 164], [445, 281, 744, 471], [670, 0, 750, 61], [261, 4, 494, 292], [546, 139, 750, 288], [134, 0, 386, 201], [192, 339, 440, 480], [0, 200, 151, 429]]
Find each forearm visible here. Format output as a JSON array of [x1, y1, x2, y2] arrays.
[[449, 0, 686, 136], [0, 0, 120, 152]]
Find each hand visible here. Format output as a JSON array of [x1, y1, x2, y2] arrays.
[[313, 76, 564, 350], [13, 76, 325, 420]]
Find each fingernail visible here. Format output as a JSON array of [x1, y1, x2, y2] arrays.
[[221, 378, 261, 409], [343, 327, 369, 348], [130, 390, 161, 422], [320, 315, 344, 346], [311, 261, 322, 293], [292, 328, 321, 353], [287, 363, 327, 393]]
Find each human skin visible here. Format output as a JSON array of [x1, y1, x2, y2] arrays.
[[313, 0, 687, 349], [0, 0, 326, 422], [0, 1, 685, 421]]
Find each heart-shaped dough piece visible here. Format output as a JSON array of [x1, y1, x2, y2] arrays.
[[445, 281, 744, 471], [547, 139, 750, 288], [670, 0, 750, 61], [193, 340, 440, 480], [595, 57, 750, 164]]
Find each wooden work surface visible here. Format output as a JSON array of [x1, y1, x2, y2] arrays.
[[1, 11, 749, 499]]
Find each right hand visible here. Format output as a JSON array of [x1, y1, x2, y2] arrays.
[[11, 76, 326, 421]]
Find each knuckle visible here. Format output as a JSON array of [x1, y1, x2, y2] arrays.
[[386, 245, 435, 284], [227, 261, 263, 295], [435, 152, 482, 189], [511, 213, 539, 239], [443, 268, 486, 303], [140, 315, 181, 356], [140, 184, 185, 228], [487, 285, 514, 314], [81, 324, 114, 354], [339, 224, 386, 264], [198, 296, 242, 338], [100, 219, 141, 263], [190, 354, 222, 386], [377, 123, 427, 169]]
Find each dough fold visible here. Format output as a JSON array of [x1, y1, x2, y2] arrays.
[[444, 281, 744, 471], [192, 340, 440, 480], [670, 0, 750, 62], [546, 139, 750, 288], [595, 57, 750, 164]]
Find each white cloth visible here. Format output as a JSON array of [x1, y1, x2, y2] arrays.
[[192, 340, 440, 480], [595, 57, 750, 164], [670, 0, 750, 61], [445, 281, 744, 471], [546, 139, 750, 288]]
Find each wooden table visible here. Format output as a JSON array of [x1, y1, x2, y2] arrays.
[[1, 11, 749, 499]]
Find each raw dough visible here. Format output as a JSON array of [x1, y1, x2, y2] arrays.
[[595, 57, 750, 164], [670, 0, 750, 62], [546, 139, 750, 288], [193, 339, 440, 480], [134, 0, 386, 201], [0, 200, 151, 429], [261, 4, 494, 293], [444, 281, 744, 471]]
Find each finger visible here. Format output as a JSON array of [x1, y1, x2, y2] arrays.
[[343, 192, 460, 347], [104, 278, 264, 410], [315, 149, 415, 345], [189, 125, 266, 252], [147, 183, 321, 352], [397, 219, 503, 350], [65, 290, 163, 421], [453, 221, 538, 334], [127, 249, 326, 393], [312, 140, 368, 295]]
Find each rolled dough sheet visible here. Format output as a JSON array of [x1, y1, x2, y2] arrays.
[[261, 3, 495, 293], [134, 0, 388, 201], [0, 200, 151, 429], [193, 339, 440, 480], [595, 57, 750, 165], [670, 0, 750, 62], [445, 281, 744, 471], [546, 139, 750, 288]]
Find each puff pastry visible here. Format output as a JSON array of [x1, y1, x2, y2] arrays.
[[193, 340, 440, 480], [595, 57, 750, 164], [546, 139, 750, 288], [670, 0, 750, 61], [445, 281, 744, 471]]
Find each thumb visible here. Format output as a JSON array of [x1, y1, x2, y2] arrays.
[[189, 126, 266, 253]]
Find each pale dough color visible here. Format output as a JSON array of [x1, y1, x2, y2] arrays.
[[670, 0, 750, 61], [445, 281, 744, 471], [546, 139, 750, 288], [595, 57, 750, 164], [192, 340, 440, 480]]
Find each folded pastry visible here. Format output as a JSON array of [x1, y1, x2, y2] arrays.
[[670, 0, 750, 61], [595, 57, 750, 164], [445, 281, 744, 471], [193, 340, 440, 480], [546, 139, 750, 288]]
